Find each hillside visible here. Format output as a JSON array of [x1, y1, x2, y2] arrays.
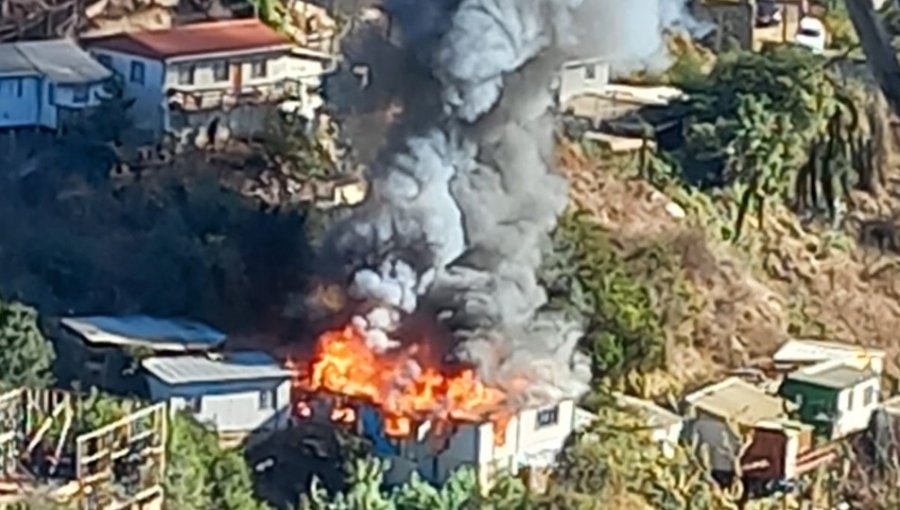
[[556, 79, 900, 398]]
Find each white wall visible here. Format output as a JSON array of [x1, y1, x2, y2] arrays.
[[0, 76, 40, 128], [834, 378, 880, 438], [384, 400, 579, 488], [689, 413, 741, 473], [652, 420, 684, 459], [558, 61, 610, 105], [147, 376, 291, 433], [89, 48, 165, 134]]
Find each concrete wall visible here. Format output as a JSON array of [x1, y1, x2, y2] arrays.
[[147, 376, 291, 433], [0, 76, 40, 127], [88, 48, 166, 135]]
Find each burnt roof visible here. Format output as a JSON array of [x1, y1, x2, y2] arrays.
[[84, 19, 292, 61]]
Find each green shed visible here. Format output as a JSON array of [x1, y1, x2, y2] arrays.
[[779, 360, 880, 440]]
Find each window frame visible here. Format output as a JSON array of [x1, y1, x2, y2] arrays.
[[251, 60, 268, 79], [212, 60, 230, 82], [584, 64, 596, 80], [535, 405, 560, 429], [258, 388, 277, 410], [130, 60, 145, 85], [177, 64, 196, 86], [72, 84, 89, 104]]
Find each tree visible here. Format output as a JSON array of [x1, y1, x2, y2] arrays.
[[541, 210, 667, 381], [165, 412, 269, 510], [0, 299, 55, 389], [300, 457, 533, 510], [675, 44, 867, 239]]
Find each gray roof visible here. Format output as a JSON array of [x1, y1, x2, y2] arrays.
[[143, 352, 292, 385], [61, 315, 226, 352], [787, 362, 878, 390], [0, 39, 110, 83]]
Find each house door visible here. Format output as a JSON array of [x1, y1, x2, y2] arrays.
[[231, 62, 243, 94]]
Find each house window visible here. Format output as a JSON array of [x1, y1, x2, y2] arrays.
[[585, 64, 596, 80], [251, 60, 267, 78], [846, 389, 854, 411], [213, 60, 230, 82], [177, 64, 196, 85], [96, 53, 113, 69], [864, 385, 877, 407], [536, 405, 559, 429], [47, 83, 56, 105], [72, 85, 88, 103], [130, 61, 145, 85], [184, 396, 202, 413], [258, 389, 277, 410]]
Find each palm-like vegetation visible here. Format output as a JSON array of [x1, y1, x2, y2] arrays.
[[676, 44, 875, 240]]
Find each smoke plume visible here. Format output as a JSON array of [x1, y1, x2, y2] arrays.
[[325, 0, 703, 408]]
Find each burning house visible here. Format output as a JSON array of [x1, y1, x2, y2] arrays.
[[285, 0, 709, 488]]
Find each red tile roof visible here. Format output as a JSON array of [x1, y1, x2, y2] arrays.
[[85, 19, 292, 60]]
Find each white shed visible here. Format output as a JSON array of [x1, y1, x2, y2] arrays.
[[0, 39, 111, 130], [143, 351, 293, 440]]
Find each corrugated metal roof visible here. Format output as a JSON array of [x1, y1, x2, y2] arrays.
[[774, 339, 886, 364], [85, 19, 291, 61], [685, 377, 794, 427], [60, 315, 225, 352], [0, 44, 37, 76], [0, 40, 110, 83], [142, 351, 292, 385], [787, 361, 878, 390]]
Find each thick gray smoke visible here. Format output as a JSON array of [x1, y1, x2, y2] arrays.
[[327, 0, 703, 408]]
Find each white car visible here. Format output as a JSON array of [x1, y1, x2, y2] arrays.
[[795, 17, 827, 53]]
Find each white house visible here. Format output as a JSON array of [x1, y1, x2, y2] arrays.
[[772, 338, 886, 375], [556, 57, 610, 106], [143, 351, 293, 441], [355, 399, 587, 491], [0, 39, 111, 130], [84, 19, 334, 139], [52, 315, 226, 393]]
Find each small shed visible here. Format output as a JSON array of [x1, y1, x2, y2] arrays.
[[779, 360, 881, 440], [143, 351, 293, 443], [772, 339, 885, 375], [615, 394, 684, 458], [52, 315, 226, 393], [683, 377, 810, 483]]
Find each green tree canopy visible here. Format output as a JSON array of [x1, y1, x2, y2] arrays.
[[166, 412, 269, 510], [0, 299, 55, 390]]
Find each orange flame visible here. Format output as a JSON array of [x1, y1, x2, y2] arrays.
[[299, 326, 508, 442]]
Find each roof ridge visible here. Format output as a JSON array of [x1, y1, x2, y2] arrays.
[[10, 44, 40, 76]]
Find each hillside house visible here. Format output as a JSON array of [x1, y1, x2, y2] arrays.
[[143, 351, 293, 443], [84, 19, 334, 139], [772, 339, 885, 375], [51, 315, 226, 394], [0, 39, 111, 130], [357, 399, 592, 491], [683, 377, 830, 485], [779, 360, 881, 440], [556, 58, 610, 106]]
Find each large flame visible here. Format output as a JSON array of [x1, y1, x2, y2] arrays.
[[295, 326, 509, 444]]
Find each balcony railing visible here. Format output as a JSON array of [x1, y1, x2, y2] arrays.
[[166, 78, 304, 112]]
